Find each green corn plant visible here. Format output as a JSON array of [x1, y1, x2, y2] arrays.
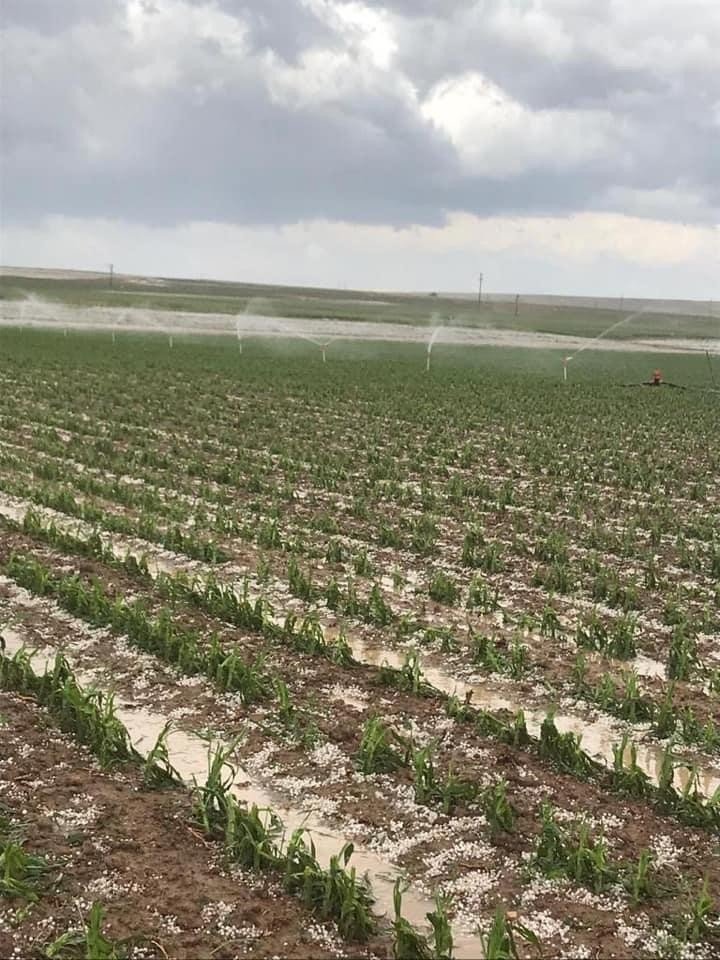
[[540, 604, 561, 639], [288, 557, 314, 601], [357, 717, 407, 775], [507, 637, 529, 679], [657, 741, 676, 800], [532, 803, 570, 877], [44, 902, 127, 959], [675, 878, 715, 943], [509, 711, 532, 748], [412, 745, 438, 806], [481, 780, 516, 836], [256, 519, 283, 550], [575, 609, 608, 652], [445, 692, 475, 723], [539, 713, 598, 779], [466, 577, 500, 612], [471, 632, 504, 672], [461, 526, 485, 568], [533, 805, 617, 893], [426, 892, 454, 960], [353, 549, 374, 577], [437, 768, 478, 816], [1, 837, 49, 902], [564, 822, 617, 893], [224, 798, 283, 871], [652, 684, 678, 739], [618, 669, 654, 722], [380, 650, 428, 695], [325, 539, 345, 564], [391, 880, 433, 960], [480, 909, 539, 960], [428, 572, 459, 606], [274, 677, 296, 728], [367, 583, 394, 626], [141, 720, 183, 790], [213, 650, 272, 705], [285, 830, 376, 941], [611, 734, 652, 798], [624, 849, 656, 903], [667, 624, 698, 681], [192, 738, 241, 836], [571, 650, 589, 694], [329, 631, 354, 666], [324, 578, 342, 610], [478, 543, 504, 574], [606, 614, 637, 659], [317, 842, 376, 941]]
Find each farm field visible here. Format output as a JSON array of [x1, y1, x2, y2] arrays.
[[2, 269, 719, 342], [1, 326, 719, 959]]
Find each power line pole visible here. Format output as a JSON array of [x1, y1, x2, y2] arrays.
[[478, 272, 483, 305], [108, 263, 114, 289]]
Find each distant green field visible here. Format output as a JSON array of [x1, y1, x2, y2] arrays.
[[1, 273, 717, 341]]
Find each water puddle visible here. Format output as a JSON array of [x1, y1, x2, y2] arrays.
[[348, 635, 720, 798], [0, 627, 484, 958]]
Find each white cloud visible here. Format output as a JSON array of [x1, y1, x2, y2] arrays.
[[421, 72, 614, 176]]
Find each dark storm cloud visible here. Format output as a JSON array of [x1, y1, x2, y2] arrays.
[[1, 0, 718, 229]]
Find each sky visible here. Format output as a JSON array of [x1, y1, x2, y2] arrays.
[[1, 0, 719, 297]]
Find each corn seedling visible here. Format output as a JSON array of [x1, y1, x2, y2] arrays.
[[532, 804, 618, 893], [466, 576, 500, 612], [141, 720, 183, 790], [539, 713, 599, 779], [1, 832, 50, 902], [43, 902, 128, 959], [625, 849, 656, 903], [357, 717, 407, 775], [391, 880, 433, 959], [480, 909, 540, 960], [428, 572, 459, 606], [611, 734, 652, 798], [481, 780, 516, 835], [675, 879, 715, 943], [667, 624, 699, 681], [540, 605, 561, 639]]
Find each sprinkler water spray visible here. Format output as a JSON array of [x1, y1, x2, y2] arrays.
[[426, 316, 444, 373], [563, 307, 650, 381]]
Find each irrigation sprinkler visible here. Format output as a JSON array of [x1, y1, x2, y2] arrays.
[[299, 335, 336, 362]]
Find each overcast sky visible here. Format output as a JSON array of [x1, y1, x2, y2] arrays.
[[1, 0, 719, 296]]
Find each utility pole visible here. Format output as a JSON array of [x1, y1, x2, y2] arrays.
[[514, 294, 520, 317], [477, 272, 483, 305], [109, 263, 114, 289]]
